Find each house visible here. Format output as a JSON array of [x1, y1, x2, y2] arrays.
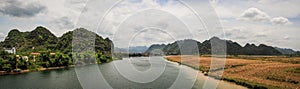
[[30, 52, 56, 55], [30, 52, 40, 55], [30, 52, 55, 62], [4, 47, 16, 54]]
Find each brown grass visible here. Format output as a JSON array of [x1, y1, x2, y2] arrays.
[[164, 55, 300, 89]]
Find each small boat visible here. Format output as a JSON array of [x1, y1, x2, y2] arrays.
[[13, 69, 21, 73]]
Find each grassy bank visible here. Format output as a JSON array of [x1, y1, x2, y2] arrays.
[[164, 55, 300, 89]]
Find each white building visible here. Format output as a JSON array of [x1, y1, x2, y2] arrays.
[[4, 47, 16, 54]]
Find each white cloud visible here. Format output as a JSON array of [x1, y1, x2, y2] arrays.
[[223, 26, 249, 40], [222, 18, 300, 50], [284, 35, 290, 40], [257, 0, 300, 18], [0, 0, 299, 50], [237, 7, 294, 26], [255, 34, 267, 38], [271, 17, 292, 25], [238, 7, 270, 21], [210, 0, 218, 3], [0, 32, 6, 41], [0, 0, 46, 17], [212, 0, 300, 19], [52, 16, 75, 29], [96, 0, 208, 47]]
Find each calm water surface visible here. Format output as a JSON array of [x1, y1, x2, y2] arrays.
[[0, 57, 246, 89]]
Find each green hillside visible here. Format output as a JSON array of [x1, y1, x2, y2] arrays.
[[0, 26, 114, 71], [0, 26, 113, 55]]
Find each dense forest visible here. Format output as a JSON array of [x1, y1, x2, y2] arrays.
[[146, 37, 300, 56], [0, 26, 113, 72]]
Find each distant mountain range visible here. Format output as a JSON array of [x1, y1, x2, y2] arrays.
[[0, 26, 113, 55], [146, 37, 299, 55], [114, 46, 148, 53], [274, 47, 296, 54], [1, 26, 298, 56]]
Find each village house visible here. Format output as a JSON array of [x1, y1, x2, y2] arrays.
[[3, 47, 16, 54], [30, 52, 56, 62]]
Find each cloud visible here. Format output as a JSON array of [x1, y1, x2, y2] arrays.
[[271, 17, 292, 25], [255, 34, 267, 38], [0, 0, 46, 17], [48, 16, 75, 36], [51, 16, 75, 29], [238, 7, 270, 21], [237, 7, 293, 26], [234, 36, 247, 39], [212, 0, 300, 19], [224, 27, 248, 40], [257, 0, 300, 18], [210, 0, 218, 3], [65, 0, 87, 12], [224, 32, 232, 37], [0, 32, 6, 41], [96, 0, 207, 43], [0, 0, 299, 50], [284, 35, 290, 40]]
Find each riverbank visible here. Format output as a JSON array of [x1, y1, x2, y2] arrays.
[[0, 59, 117, 76], [164, 55, 300, 89], [0, 66, 73, 76]]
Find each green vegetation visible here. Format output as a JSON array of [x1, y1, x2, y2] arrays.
[[0, 50, 113, 72], [286, 68, 300, 73], [0, 26, 114, 72], [0, 50, 14, 71], [223, 77, 279, 89], [227, 55, 300, 64]]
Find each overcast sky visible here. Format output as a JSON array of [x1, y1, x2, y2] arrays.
[[0, 0, 299, 50]]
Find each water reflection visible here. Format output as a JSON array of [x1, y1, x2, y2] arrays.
[[0, 57, 246, 89]]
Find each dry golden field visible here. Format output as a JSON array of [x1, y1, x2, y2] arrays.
[[164, 55, 300, 89]]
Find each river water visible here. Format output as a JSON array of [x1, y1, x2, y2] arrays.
[[0, 57, 246, 89]]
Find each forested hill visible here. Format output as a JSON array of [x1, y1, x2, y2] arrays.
[[0, 26, 113, 55], [146, 37, 287, 55]]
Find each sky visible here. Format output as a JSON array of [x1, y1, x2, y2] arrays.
[[0, 0, 299, 50]]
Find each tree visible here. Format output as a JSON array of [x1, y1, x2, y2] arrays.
[[62, 54, 71, 67], [38, 51, 51, 68], [8, 55, 17, 69], [0, 50, 14, 71], [53, 52, 63, 66], [0, 58, 11, 72], [27, 60, 39, 71], [17, 57, 28, 70], [96, 52, 112, 63]]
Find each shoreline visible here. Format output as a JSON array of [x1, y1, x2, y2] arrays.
[[164, 57, 247, 89], [0, 60, 115, 76], [0, 66, 74, 76], [163, 56, 283, 89]]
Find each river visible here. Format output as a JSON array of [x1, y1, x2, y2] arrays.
[[0, 57, 246, 89]]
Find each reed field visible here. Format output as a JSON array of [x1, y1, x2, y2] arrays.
[[164, 55, 300, 89]]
